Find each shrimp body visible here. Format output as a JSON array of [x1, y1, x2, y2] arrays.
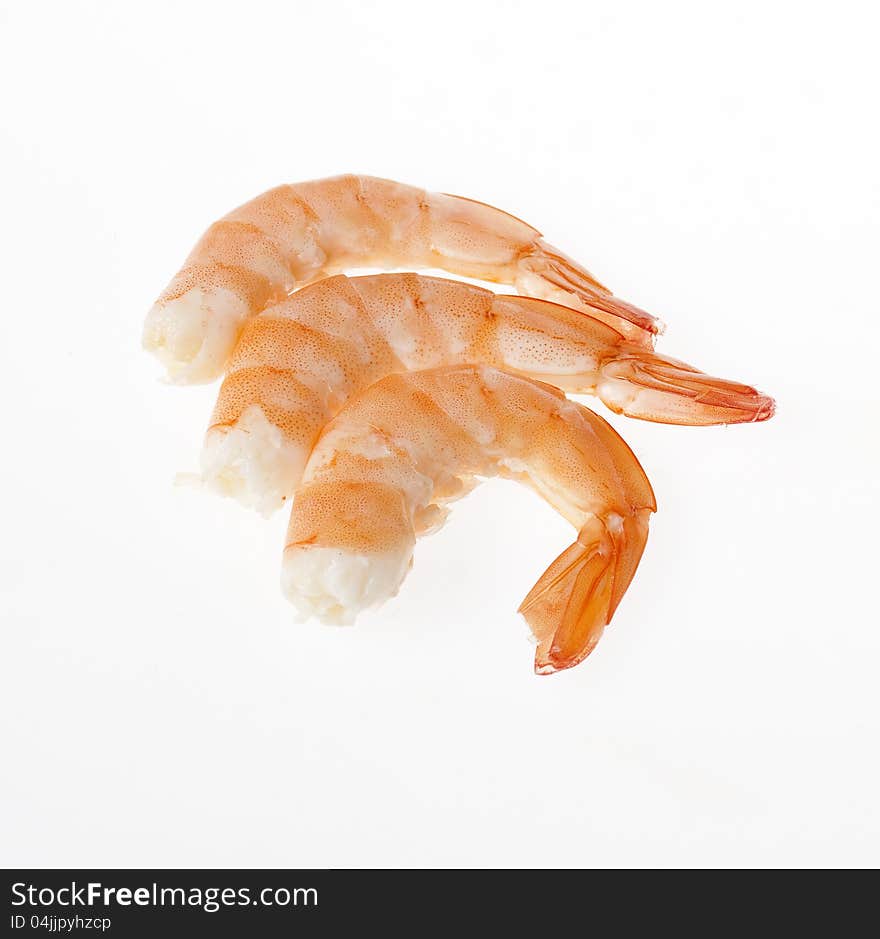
[[202, 273, 773, 515], [282, 365, 656, 674], [143, 175, 659, 383]]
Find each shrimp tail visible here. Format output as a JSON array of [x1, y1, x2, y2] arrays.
[[516, 239, 664, 347], [597, 349, 776, 426], [519, 510, 652, 675]]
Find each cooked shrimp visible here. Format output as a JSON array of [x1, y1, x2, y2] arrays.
[[282, 365, 656, 674], [202, 273, 773, 516], [143, 174, 660, 382]]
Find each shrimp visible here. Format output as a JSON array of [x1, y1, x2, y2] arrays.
[[202, 273, 773, 516], [282, 365, 656, 674], [142, 174, 661, 383]]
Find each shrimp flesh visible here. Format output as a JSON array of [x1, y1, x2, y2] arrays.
[[202, 273, 773, 516], [282, 365, 656, 674], [143, 174, 660, 382]]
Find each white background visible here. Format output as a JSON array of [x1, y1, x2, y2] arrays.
[[1, 0, 878, 869]]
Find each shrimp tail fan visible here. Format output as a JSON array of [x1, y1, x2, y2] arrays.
[[598, 349, 776, 426], [516, 239, 664, 344], [519, 509, 652, 675]]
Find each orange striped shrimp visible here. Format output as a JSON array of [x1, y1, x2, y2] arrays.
[[282, 365, 657, 674], [143, 174, 659, 382], [201, 274, 773, 516]]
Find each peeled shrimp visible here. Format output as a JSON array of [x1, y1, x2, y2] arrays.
[[202, 273, 773, 516], [143, 174, 660, 383], [282, 365, 656, 674]]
